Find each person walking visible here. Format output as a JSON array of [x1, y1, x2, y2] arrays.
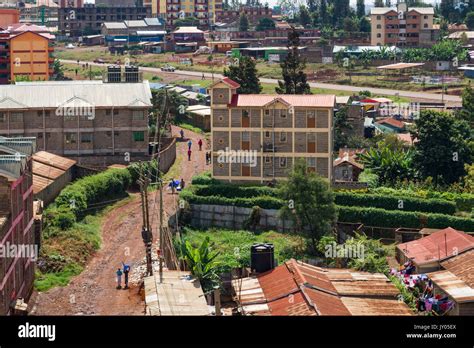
[[187, 139, 192, 150], [180, 178, 185, 190], [169, 178, 176, 194], [122, 262, 130, 290], [116, 268, 123, 289], [188, 149, 192, 161], [180, 129, 184, 139], [198, 139, 203, 151]]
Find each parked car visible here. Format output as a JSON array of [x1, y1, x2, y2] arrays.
[[161, 65, 176, 72], [93, 58, 105, 64]]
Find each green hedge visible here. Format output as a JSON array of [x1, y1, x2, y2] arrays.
[[338, 206, 474, 231], [367, 187, 474, 212], [334, 192, 456, 215], [48, 168, 132, 229], [188, 183, 456, 214], [180, 190, 474, 231]]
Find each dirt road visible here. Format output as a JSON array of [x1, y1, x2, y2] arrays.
[[32, 126, 209, 315]]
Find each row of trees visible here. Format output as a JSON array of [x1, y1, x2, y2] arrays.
[[360, 91, 474, 189], [224, 27, 311, 94]]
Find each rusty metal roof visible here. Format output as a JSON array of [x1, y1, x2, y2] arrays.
[[33, 151, 76, 171], [397, 227, 474, 266], [340, 297, 414, 316], [428, 270, 474, 303], [233, 259, 412, 316], [441, 250, 474, 288]]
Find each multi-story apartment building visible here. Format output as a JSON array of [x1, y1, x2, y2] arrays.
[[210, 78, 335, 183], [0, 77, 152, 165], [0, 137, 36, 316], [19, 0, 59, 27], [216, 5, 272, 25], [58, 4, 151, 37], [0, 24, 55, 84], [58, 0, 84, 7], [370, 3, 437, 47], [0, 8, 19, 28], [153, 0, 223, 27]]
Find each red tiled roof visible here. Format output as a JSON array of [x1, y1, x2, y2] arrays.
[[229, 94, 336, 108], [397, 227, 474, 266], [221, 77, 241, 89], [376, 117, 405, 129]]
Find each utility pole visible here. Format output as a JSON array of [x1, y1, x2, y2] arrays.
[[138, 161, 153, 276]]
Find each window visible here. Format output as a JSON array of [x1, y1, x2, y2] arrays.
[[81, 133, 93, 143], [10, 112, 23, 123], [424, 15, 428, 19], [279, 157, 287, 168], [132, 110, 145, 120], [106, 109, 111, 116], [242, 110, 249, 118], [377, 15, 381, 20], [307, 157, 316, 167], [242, 131, 250, 141], [37, 133, 43, 139], [280, 110, 287, 118], [377, 24, 381, 29], [424, 23, 428, 28], [264, 157, 271, 164], [0, 113, 6, 123], [133, 131, 145, 142], [280, 132, 287, 143], [377, 33, 381, 38], [65, 133, 77, 144], [412, 24, 417, 29], [264, 109, 270, 116], [264, 131, 271, 138]]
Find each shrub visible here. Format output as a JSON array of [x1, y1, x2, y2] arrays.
[[45, 206, 77, 230], [334, 192, 456, 215]]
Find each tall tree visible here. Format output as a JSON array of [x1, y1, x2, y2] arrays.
[[412, 110, 473, 186], [299, 5, 312, 27], [239, 12, 249, 32], [456, 85, 474, 127], [374, 0, 384, 7], [278, 159, 337, 252], [319, 0, 328, 26], [466, 11, 474, 30], [356, 0, 365, 18], [276, 27, 311, 94], [255, 17, 276, 31], [223, 56, 262, 94]]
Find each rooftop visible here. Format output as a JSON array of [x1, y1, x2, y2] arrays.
[[144, 271, 209, 316], [173, 26, 203, 34], [0, 80, 152, 109], [229, 94, 336, 108], [440, 249, 474, 288], [428, 270, 474, 303], [232, 259, 412, 316], [32, 151, 76, 195], [397, 227, 474, 266]]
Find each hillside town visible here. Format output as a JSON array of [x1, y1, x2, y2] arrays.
[[0, 0, 472, 328]]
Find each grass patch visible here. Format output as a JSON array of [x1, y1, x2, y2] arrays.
[[178, 227, 308, 273]]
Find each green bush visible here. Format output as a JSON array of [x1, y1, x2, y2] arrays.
[[190, 172, 218, 185], [45, 206, 77, 230], [334, 192, 456, 215], [338, 206, 474, 231], [127, 160, 161, 185]]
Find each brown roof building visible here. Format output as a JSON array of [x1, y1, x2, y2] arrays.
[[232, 259, 413, 316]]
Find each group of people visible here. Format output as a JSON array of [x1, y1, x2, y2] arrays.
[[180, 129, 204, 162], [116, 262, 130, 290]]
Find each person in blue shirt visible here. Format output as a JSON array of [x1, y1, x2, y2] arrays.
[[122, 262, 130, 289], [116, 268, 123, 289]]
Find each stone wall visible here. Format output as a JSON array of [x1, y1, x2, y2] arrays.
[[186, 204, 296, 233]]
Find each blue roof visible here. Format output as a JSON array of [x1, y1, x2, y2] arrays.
[[149, 83, 166, 90]]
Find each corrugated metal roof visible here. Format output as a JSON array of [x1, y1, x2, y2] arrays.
[[144, 271, 210, 316], [33, 161, 64, 180], [103, 22, 127, 29], [0, 81, 152, 109], [173, 26, 203, 34], [397, 228, 474, 266], [233, 259, 412, 316], [230, 94, 335, 108], [428, 270, 474, 303], [441, 250, 474, 288], [33, 151, 76, 172], [341, 297, 414, 315], [124, 20, 147, 28]]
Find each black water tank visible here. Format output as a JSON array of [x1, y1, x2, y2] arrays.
[[250, 243, 275, 273], [125, 65, 139, 83], [107, 65, 121, 83]]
